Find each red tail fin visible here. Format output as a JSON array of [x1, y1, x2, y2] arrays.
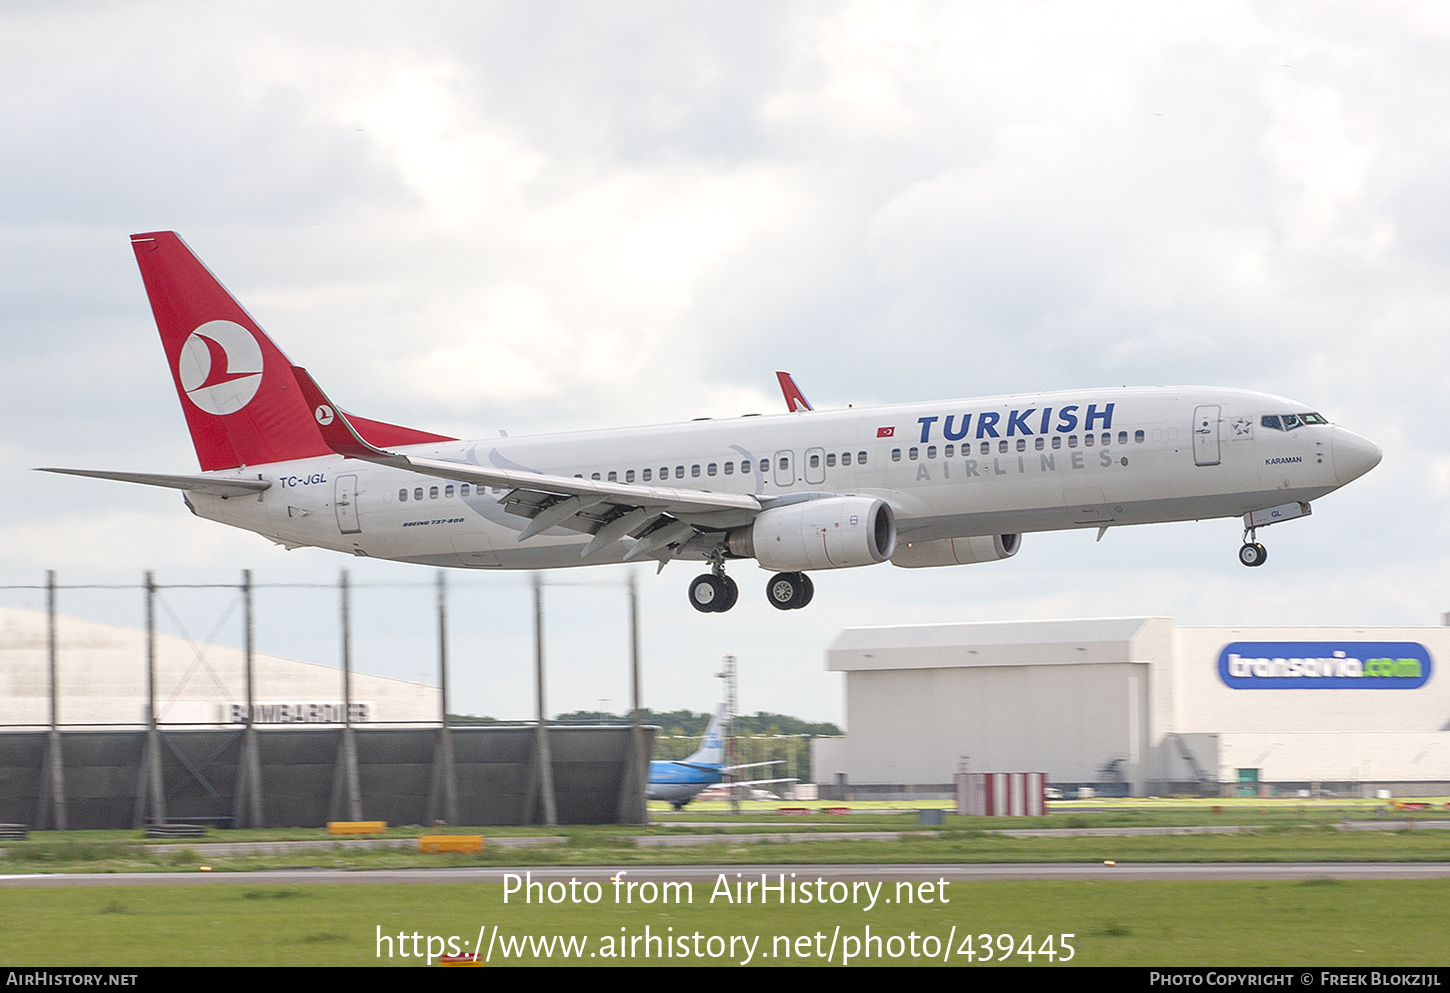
[[775, 371, 813, 412], [130, 232, 451, 470]]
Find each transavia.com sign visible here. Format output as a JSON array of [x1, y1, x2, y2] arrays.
[[1217, 642, 1432, 690]]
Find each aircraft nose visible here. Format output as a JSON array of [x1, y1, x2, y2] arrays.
[[1331, 427, 1382, 486]]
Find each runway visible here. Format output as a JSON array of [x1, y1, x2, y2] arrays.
[[3, 862, 1449, 886]]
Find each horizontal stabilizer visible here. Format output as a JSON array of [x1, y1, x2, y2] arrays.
[[37, 468, 271, 497]]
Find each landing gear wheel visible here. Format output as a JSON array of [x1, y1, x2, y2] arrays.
[[1237, 542, 1268, 568], [689, 574, 726, 612], [717, 575, 739, 612], [766, 572, 813, 610]]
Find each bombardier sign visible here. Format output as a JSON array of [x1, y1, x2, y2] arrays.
[[1218, 642, 1433, 690]]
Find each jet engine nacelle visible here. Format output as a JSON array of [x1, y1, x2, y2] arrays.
[[729, 496, 896, 571], [889, 533, 1021, 568]]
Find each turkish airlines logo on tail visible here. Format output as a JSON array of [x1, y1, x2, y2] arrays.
[[178, 320, 263, 415]]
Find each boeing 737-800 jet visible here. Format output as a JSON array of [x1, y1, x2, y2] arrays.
[[43, 232, 1382, 613]]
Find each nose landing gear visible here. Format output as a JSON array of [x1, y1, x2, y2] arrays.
[[1238, 527, 1268, 568]]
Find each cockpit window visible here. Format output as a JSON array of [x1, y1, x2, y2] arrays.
[[1261, 412, 1326, 431]]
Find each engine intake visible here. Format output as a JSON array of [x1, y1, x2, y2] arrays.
[[729, 497, 896, 571]]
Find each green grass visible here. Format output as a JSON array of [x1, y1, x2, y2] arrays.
[[2, 879, 1447, 966]]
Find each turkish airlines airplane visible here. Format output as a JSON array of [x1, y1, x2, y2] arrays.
[[43, 232, 1382, 613]]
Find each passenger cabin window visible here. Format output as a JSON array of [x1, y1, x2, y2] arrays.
[[826, 453, 836, 467], [1067, 436, 1077, 448], [429, 486, 439, 499], [707, 463, 717, 476], [1084, 434, 1094, 446], [1118, 431, 1128, 445], [1101, 432, 1111, 446], [675, 466, 685, 479], [414, 487, 424, 501], [642, 468, 652, 481], [926, 446, 937, 459], [942, 445, 953, 458], [461, 484, 470, 496], [842, 452, 852, 465], [626, 469, 635, 483], [445, 485, 454, 497], [723, 462, 734, 475], [608, 471, 617, 482], [1034, 437, 1044, 451], [998, 440, 1008, 454], [908, 447, 918, 460], [1134, 430, 1144, 443], [1016, 439, 1026, 452], [809, 454, 820, 468], [399, 488, 408, 501], [1052, 436, 1062, 449], [691, 465, 701, 477], [759, 460, 768, 474], [591, 472, 601, 480], [857, 451, 867, 464], [892, 449, 901, 462]]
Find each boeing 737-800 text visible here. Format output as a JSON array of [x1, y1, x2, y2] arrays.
[[42, 232, 1382, 612]]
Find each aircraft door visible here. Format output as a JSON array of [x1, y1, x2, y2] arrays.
[[335, 474, 362, 534], [1192, 405, 1221, 466], [773, 450, 795, 487], [804, 447, 826, 485]]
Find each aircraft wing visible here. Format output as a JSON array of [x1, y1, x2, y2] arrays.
[[36, 468, 272, 497], [728, 777, 797, 788], [292, 367, 762, 561], [722, 760, 784, 773]]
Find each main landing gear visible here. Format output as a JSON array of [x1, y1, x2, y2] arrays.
[[689, 548, 740, 613], [688, 572, 739, 613], [766, 571, 813, 611], [1238, 527, 1268, 568], [687, 554, 815, 613]]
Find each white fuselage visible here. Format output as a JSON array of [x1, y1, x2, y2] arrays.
[[184, 386, 1378, 571]]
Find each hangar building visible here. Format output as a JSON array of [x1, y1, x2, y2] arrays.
[[821, 617, 1450, 797]]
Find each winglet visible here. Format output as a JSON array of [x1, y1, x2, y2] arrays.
[[291, 366, 410, 467], [775, 371, 813, 412]]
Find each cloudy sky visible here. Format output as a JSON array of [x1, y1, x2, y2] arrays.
[[2, 2, 1446, 725]]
